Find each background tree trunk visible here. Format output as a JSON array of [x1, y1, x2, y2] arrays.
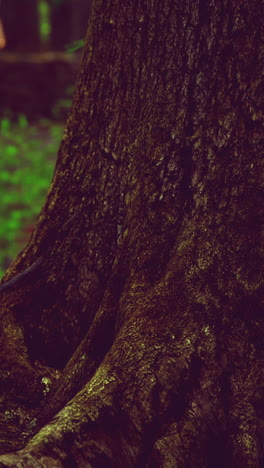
[[1, 0, 40, 52], [0, 0, 263, 466], [49, 0, 91, 50]]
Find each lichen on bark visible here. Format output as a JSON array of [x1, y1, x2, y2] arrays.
[[0, 0, 263, 466]]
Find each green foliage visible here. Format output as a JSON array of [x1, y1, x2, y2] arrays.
[[65, 39, 85, 53], [0, 116, 63, 278], [52, 99, 72, 118], [1, 118, 11, 133], [52, 85, 75, 118], [18, 114, 28, 129], [38, 0, 51, 43], [52, 85, 74, 119]]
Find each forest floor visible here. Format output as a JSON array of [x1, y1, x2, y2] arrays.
[[0, 115, 63, 277]]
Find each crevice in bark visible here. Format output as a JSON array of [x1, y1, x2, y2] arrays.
[[0, 0, 263, 464]]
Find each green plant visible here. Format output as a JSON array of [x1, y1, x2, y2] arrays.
[[52, 86, 74, 118], [0, 116, 63, 278], [65, 39, 85, 53], [38, 0, 51, 43]]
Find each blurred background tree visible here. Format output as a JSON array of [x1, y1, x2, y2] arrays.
[[1, 0, 90, 52], [0, 0, 91, 276], [1, 0, 40, 52], [49, 0, 90, 50]]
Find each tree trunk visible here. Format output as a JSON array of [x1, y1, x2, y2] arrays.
[[0, 0, 263, 466]]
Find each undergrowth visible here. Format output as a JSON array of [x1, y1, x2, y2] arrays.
[[0, 115, 62, 278]]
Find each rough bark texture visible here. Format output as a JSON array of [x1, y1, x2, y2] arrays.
[[0, 0, 263, 466]]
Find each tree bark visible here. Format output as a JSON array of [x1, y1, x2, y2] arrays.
[[0, 0, 263, 466]]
